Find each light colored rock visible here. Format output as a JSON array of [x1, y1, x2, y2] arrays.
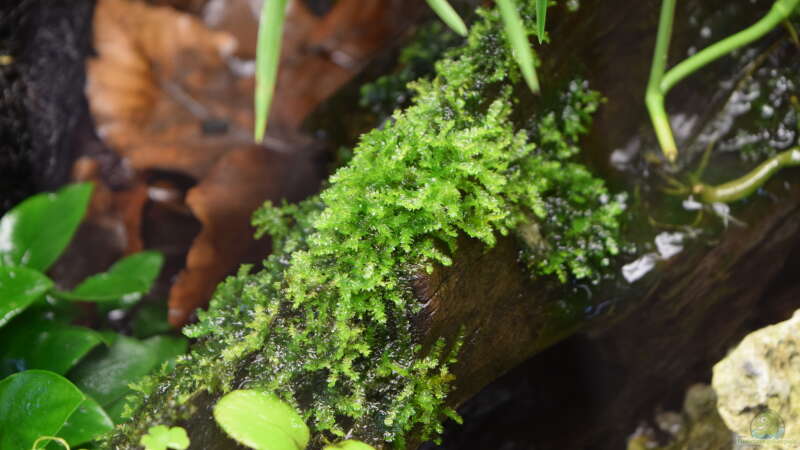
[[713, 310, 800, 447]]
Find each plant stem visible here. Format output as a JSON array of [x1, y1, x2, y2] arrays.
[[646, 0, 678, 162], [661, 0, 800, 93], [693, 147, 800, 203], [646, 0, 799, 162]]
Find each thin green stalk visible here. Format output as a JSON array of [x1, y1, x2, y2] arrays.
[[426, 0, 468, 36], [254, 0, 288, 143], [497, 0, 541, 94], [661, 0, 800, 93], [693, 147, 800, 203], [646, 0, 799, 162], [646, 0, 678, 161]]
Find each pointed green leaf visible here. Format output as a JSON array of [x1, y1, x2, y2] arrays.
[[497, 0, 540, 93], [254, 0, 289, 142], [68, 335, 187, 423], [0, 370, 85, 449], [57, 395, 114, 447], [0, 265, 53, 328], [426, 0, 468, 36], [63, 251, 164, 302], [0, 183, 93, 271], [535, 0, 547, 43], [0, 312, 104, 375], [140, 425, 190, 450], [213, 390, 309, 450]]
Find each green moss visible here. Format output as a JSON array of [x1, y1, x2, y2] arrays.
[[109, 3, 622, 448]]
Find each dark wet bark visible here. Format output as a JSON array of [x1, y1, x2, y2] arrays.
[[0, 0, 97, 212]]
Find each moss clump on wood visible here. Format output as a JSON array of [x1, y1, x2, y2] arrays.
[[109, 3, 623, 448]]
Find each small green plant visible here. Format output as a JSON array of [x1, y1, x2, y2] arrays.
[[646, 0, 800, 162], [141, 425, 190, 450], [213, 389, 375, 450], [253, 0, 549, 142], [0, 183, 186, 448]]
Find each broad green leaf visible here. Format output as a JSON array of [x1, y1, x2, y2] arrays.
[[0, 183, 93, 271], [132, 303, 172, 339], [0, 370, 85, 449], [254, 0, 289, 142], [324, 440, 376, 450], [213, 390, 309, 450], [535, 0, 547, 43], [63, 251, 164, 302], [426, 0, 468, 36], [68, 335, 187, 423], [497, 0, 540, 93], [0, 265, 53, 328], [0, 312, 104, 375], [57, 395, 114, 447], [140, 425, 190, 450]]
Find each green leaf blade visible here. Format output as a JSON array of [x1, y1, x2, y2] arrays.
[[497, 0, 540, 94], [57, 395, 114, 447], [0, 313, 104, 375], [0, 370, 85, 449], [66, 250, 164, 302], [0, 183, 93, 271], [0, 265, 53, 328], [425, 0, 468, 36], [213, 390, 309, 450], [535, 0, 547, 43], [254, 0, 289, 143], [69, 335, 187, 423]]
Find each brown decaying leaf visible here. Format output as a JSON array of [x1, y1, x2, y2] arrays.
[[86, 0, 423, 327]]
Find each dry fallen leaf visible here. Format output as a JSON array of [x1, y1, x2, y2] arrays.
[[86, 0, 425, 327], [89, 0, 250, 179], [167, 143, 321, 326]]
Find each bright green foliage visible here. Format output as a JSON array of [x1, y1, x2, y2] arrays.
[[140, 425, 190, 450], [213, 390, 310, 450], [61, 251, 164, 302], [57, 396, 114, 447], [254, 0, 288, 143], [0, 265, 52, 327], [0, 183, 92, 271], [113, 3, 621, 447], [0, 370, 84, 449], [426, 0, 468, 37], [324, 440, 376, 450], [69, 335, 187, 424], [0, 312, 105, 376]]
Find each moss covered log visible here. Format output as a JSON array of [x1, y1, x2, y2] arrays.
[[109, 3, 623, 448]]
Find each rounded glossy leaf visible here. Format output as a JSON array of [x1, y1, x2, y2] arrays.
[[140, 425, 190, 450], [0, 370, 85, 449], [0, 313, 104, 375], [69, 335, 187, 423], [0, 265, 53, 328], [0, 183, 93, 271], [324, 440, 376, 450], [213, 390, 309, 450], [57, 395, 114, 446]]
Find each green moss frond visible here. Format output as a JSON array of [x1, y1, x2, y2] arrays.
[[110, 3, 623, 448]]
